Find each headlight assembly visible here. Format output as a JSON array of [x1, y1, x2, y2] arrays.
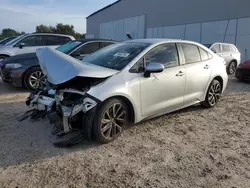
[[5, 63, 23, 69]]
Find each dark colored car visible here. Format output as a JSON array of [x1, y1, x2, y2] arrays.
[[0, 39, 116, 90], [0, 36, 17, 45], [235, 60, 250, 81]]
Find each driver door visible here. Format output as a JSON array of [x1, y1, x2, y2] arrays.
[[14, 35, 43, 55], [139, 43, 185, 117]]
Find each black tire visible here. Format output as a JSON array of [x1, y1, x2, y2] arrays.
[[93, 98, 129, 144], [227, 61, 237, 75], [24, 67, 44, 91], [201, 79, 222, 108]]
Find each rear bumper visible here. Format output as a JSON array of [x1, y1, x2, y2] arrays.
[[0, 68, 25, 87], [236, 68, 250, 80]]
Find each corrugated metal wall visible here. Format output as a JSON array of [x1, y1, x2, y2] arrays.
[[99, 15, 145, 41], [147, 17, 250, 61]]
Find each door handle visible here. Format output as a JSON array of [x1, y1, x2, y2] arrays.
[[204, 65, 210, 69], [176, 71, 185, 77]]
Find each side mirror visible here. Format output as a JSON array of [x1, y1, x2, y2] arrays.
[[144, 63, 164, 78], [71, 52, 81, 58], [19, 43, 25, 49]]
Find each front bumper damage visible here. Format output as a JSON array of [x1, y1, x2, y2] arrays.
[[19, 88, 99, 147]]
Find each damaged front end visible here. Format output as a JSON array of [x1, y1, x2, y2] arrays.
[[21, 76, 107, 147], [19, 47, 118, 147]]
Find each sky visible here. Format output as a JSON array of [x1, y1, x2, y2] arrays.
[[0, 0, 117, 34]]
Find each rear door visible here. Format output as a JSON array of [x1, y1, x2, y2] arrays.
[[181, 43, 212, 104]]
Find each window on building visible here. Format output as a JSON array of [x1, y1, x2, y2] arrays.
[[182, 44, 201, 64]]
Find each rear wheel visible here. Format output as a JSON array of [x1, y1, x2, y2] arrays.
[[227, 61, 237, 75], [24, 67, 44, 91], [201, 79, 222, 108], [93, 98, 129, 144]]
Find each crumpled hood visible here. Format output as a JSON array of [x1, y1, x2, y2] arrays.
[[36, 47, 119, 85]]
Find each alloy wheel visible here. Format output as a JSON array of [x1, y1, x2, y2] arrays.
[[229, 62, 236, 75], [208, 81, 221, 106], [100, 103, 126, 140], [28, 71, 44, 90]]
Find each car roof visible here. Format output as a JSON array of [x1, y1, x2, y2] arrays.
[[124, 38, 204, 46], [31, 33, 74, 38], [75, 39, 117, 43]]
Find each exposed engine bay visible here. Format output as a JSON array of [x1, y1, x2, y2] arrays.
[[19, 76, 108, 147]]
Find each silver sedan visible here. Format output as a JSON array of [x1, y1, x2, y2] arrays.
[[26, 39, 228, 145]]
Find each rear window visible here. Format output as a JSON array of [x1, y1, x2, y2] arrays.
[[230, 45, 237, 52], [45, 36, 62, 46], [182, 44, 201, 64]]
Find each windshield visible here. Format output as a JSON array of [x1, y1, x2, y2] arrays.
[[81, 42, 150, 71], [0, 37, 17, 45], [203, 44, 212, 48], [5, 34, 27, 46], [56, 41, 82, 54]]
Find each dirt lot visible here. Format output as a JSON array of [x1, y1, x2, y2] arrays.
[[0, 77, 250, 188]]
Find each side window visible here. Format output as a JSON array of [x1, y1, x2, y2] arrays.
[[211, 44, 221, 53], [61, 37, 71, 44], [222, 45, 230, 52], [73, 42, 100, 55], [45, 36, 62, 46], [182, 44, 201, 64], [17, 36, 43, 47], [199, 47, 210, 61], [230, 45, 237, 52], [100, 42, 114, 48], [130, 58, 144, 73], [145, 43, 179, 68]]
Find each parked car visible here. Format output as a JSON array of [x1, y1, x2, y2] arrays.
[[23, 39, 228, 146], [0, 39, 116, 90], [0, 36, 17, 45], [204, 43, 241, 75], [235, 59, 250, 81], [0, 33, 75, 60]]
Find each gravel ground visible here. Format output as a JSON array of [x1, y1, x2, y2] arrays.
[[0, 77, 250, 188]]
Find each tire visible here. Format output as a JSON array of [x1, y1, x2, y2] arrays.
[[227, 61, 237, 75], [93, 98, 129, 144], [24, 67, 44, 91], [201, 79, 222, 108]]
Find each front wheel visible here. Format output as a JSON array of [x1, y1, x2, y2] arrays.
[[201, 79, 222, 108], [93, 98, 129, 144], [24, 67, 44, 91]]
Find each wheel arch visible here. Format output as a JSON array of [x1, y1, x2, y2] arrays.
[[0, 54, 10, 58], [22, 65, 41, 86], [101, 95, 136, 124]]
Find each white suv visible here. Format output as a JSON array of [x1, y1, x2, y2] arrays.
[[204, 43, 241, 75], [0, 33, 75, 60]]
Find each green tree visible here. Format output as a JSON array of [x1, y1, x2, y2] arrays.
[[54, 23, 75, 35], [36, 24, 54, 33]]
